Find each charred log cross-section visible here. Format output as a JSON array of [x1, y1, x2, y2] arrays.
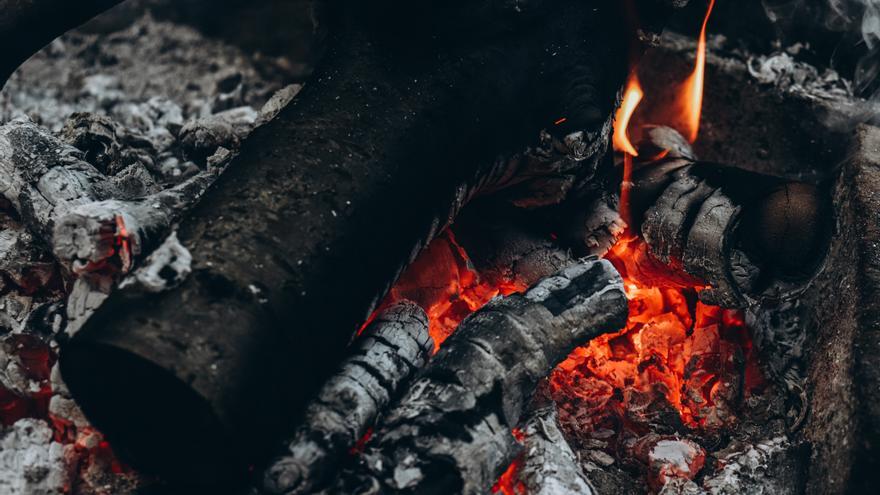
[[624, 127, 831, 307], [262, 301, 433, 495], [57, 1, 686, 486], [334, 259, 627, 495]]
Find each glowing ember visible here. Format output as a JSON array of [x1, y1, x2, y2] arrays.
[[370, 230, 526, 351], [677, 0, 716, 142], [549, 236, 758, 436], [492, 455, 526, 495]]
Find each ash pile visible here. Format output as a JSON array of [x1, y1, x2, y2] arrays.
[[0, 5, 301, 494]]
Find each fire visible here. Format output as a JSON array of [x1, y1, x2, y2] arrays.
[[678, 0, 716, 142], [369, 230, 526, 351], [612, 76, 644, 156]]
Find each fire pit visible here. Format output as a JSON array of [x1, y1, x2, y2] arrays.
[[0, 1, 878, 494]]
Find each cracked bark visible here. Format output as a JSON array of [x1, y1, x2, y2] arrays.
[[262, 301, 432, 495], [626, 128, 830, 307]]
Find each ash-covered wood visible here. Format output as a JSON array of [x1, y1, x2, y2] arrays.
[[626, 131, 830, 307], [262, 301, 432, 495], [336, 259, 627, 495], [0, 117, 111, 241], [51, 168, 220, 275], [517, 403, 595, 495]]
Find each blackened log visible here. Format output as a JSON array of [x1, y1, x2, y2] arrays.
[[517, 403, 595, 495], [340, 259, 627, 495], [262, 301, 432, 495], [0, 0, 125, 88], [59, 1, 677, 486], [624, 128, 831, 307]]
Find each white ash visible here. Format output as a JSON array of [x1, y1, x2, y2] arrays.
[[0, 419, 70, 495], [702, 437, 791, 495], [0, 14, 293, 133], [119, 231, 192, 293], [747, 52, 854, 100], [64, 277, 113, 338]]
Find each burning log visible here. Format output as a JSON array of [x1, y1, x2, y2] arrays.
[[0, 0, 125, 88], [58, 1, 686, 485], [625, 127, 831, 307], [335, 259, 627, 494], [262, 301, 432, 495]]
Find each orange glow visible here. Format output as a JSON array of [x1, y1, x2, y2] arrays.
[[114, 214, 132, 272], [492, 455, 526, 495], [679, 0, 716, 142], [549, 235, 760, 438], [612, 76, 644, 156], [369, 230, 526, 351]]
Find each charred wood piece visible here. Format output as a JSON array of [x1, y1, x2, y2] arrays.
[[0, 117, 112, 242], [51, 168, 219, 275], [517, 404, 596, 495], [262, 302, 432, 495], [58, 2, 667, 485], [627, 136, 830, 307], [340, 259, 627, 495]]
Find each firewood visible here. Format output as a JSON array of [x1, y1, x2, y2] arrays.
[[517, 403, 596, 495], [618, 127, 831, 307], [0, 0, 125, 88], [0, 117, 112, 241], [262, 301, 432, 495], [59, 2, 678, 486], [51, 169, 220, 274], [336, 259, 627, 495]]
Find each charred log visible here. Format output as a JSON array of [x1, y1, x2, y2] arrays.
[[517, 402, 596, 495], [334, 259, 627, 495], [0, 117, 112, 241], [624, 128, 831, 307], [262, 302, 432, 495], [58, 1, 681, 486]]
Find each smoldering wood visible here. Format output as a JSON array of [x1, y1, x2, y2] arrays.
[[59, 1, 681, 486], [334, 259, 627, 495], [0, 0, 125, 88], [517, 404, 596, 495], [51, 168, 221, 275], [262, 302, 432, 495], [453, 201, 576, 287], [628, 155, 830, 307]]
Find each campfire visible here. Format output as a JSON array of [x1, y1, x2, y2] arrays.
[[1, 0, 878, 494]]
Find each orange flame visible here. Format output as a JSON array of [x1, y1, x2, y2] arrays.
[[612, 76, 644, 156], [679, 0, 716, 143]]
